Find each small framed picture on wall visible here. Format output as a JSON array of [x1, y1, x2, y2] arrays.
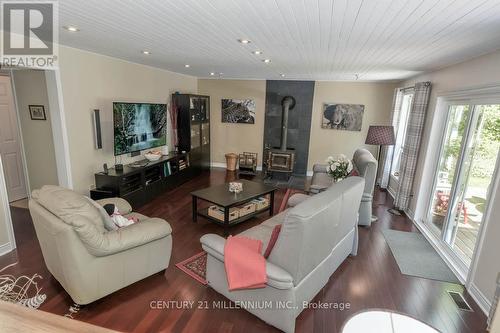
[[29, 105, 46, 120]]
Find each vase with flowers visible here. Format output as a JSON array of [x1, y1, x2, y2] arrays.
[[326, 154, 353, 182]]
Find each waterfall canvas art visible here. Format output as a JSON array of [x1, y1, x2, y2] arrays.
[[221, 99, 255, 124], [113, 102, 167, 155], [321, 103, 364, 131]]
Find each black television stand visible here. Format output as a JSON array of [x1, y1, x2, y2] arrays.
[[91, 152, 200, 209], [129, 160, 150, 168]]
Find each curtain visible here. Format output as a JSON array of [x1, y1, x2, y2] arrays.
[[379, 88, 404, 188], [394, 81, 432, 210]]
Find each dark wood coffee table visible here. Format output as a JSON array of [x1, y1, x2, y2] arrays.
[[191, 179, 278, 235]]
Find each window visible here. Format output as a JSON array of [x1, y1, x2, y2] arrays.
[[391, 92, 413, 178]]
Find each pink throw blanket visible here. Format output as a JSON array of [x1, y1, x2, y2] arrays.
[[224, 236, 267, 291]]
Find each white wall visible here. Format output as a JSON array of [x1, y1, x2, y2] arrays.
[[12, 70, 59, 192], [308, 81, 398, 169], [57, 46, 198, 194], [403, 49, 500, 309], [198, 79, 266, 166]]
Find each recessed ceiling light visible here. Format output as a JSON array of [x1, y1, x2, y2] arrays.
[[64, 25, 79, 32], [238, 39, 251, 44], [141, 50, 151, 55], [184, 64, 190, 68], [263, 59, 271, 63], [280, 74, 285, 77], [209, 72, 215, 76], [252, 50, 262, 55]]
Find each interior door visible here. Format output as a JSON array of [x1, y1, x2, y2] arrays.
[[0, 76, 27, 202]]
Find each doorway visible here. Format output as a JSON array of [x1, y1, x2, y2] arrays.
[[427, 103, 500, 272], [0, 67, 72, 255]]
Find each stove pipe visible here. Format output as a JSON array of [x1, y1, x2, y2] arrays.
[[280, 96, 296, 151]]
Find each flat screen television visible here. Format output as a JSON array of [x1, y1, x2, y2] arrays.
[[113, 102, 167, 156]]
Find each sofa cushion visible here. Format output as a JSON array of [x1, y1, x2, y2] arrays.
[[269, 177, 365, 284], [287, 193, 310, 207], [238, 224, 274, 255], [260, 210, 287, 228], [32, 185, 106, 233]]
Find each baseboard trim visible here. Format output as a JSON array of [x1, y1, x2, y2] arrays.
[[387, 186, 396, 200], [0, 242, 13, 256], [469, 282, 491, 315]]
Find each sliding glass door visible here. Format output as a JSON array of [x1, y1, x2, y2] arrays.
[[427, 103, 499, 270]]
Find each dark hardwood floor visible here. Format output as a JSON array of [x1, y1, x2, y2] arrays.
[[0, 169, 487, 332]]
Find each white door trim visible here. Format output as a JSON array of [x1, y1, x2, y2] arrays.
[[0, 156, 16, 255], [45, 70, 73, 189]]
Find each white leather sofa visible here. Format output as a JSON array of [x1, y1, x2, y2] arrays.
[[29, 185, 172, 305], [200, 177, 365, 333]]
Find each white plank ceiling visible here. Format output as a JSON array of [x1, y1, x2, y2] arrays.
[[55, 0, 500, 81]]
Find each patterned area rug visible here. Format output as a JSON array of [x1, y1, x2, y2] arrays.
[[175, 252, 208, 285]]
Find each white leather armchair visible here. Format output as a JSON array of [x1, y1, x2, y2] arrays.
[[289, 148, 378, 226], [29, 185, 172, 305]]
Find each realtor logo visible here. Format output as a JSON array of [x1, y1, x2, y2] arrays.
[[1, 1, 58, 68]]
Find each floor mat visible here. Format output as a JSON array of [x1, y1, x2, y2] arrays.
[[382, 229, 461, 284]]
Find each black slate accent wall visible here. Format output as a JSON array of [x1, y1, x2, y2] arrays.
[[263, 80, 315, 175]]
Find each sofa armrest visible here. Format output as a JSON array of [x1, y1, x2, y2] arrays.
[[287, 193, 310, 207], [200, 234, 225, 261], [81, 217, 172, 257], [313, 164, 328, 173], [95, 197, 132, 215], [200, 234, 294, 290]]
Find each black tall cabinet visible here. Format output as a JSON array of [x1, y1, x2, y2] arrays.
[[173, 94, 211, 171]]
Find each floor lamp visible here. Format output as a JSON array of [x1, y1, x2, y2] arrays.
[[365, 125, 396, 222]]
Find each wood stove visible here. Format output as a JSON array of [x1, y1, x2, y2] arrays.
[[266, 96, 296, 179], [268, 150, 295, 172]]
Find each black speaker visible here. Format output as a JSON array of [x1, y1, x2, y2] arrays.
[[93, 109, 102, 149]]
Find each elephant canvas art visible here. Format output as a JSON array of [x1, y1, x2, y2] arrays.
[[322, 103, 364, 131]]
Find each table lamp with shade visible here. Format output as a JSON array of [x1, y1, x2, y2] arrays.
[[365, 125, 395, 222]]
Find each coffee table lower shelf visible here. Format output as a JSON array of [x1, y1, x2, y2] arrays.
[[196, 206, 271, 231]]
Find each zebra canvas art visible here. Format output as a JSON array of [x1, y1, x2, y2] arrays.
[[321, 103, 364, 131], [221, 99, 256, 124]]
